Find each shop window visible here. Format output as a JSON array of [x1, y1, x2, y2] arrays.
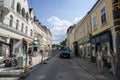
[[101, 6, 107, 25], [16, 3, 21, 14], [92, 16, 97, 31], [16, 20, 19, 30], [9, 15, 13, 27], [0, 43, 5, 56], [101, 42, 109, 56]]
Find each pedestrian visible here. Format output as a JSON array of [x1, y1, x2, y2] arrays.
[[97, 47, 104, 73], [28, 48, 32, 65], [28, 48, 32, 55], [108, 49, 116, 75]]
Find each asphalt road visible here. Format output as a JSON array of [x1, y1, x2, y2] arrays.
[[25, 49, 96, 80]]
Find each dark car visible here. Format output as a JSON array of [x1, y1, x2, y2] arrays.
[[59, 46, 71, 58]]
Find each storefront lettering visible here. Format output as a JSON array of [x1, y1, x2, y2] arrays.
[[101, 33, 109, 41]]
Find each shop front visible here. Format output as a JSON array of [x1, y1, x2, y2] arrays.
[[91, 30, 112, 68], [78, 35, 91, 59]]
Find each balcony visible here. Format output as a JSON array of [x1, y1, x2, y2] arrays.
[[0, 0, 10, 16]]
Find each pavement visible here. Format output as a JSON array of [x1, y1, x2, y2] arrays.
[[23, 50, 118, 80], [0, 54, 50, 80], [0, 63, 24, 80], [0, 50, 118, 80], [73, 56, 118, 80]]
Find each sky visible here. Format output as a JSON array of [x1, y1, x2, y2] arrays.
[[28, 0, 97, 44]]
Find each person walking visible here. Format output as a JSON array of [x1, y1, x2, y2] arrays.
[[108, 49, 116, 75], [97, 47, 104, 73]]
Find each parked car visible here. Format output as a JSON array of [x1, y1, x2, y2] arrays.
[[59, 46, 71, 58]]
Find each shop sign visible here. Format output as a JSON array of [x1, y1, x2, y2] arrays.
[[101, 33, 109, 41], [96, 37, 100, 43]]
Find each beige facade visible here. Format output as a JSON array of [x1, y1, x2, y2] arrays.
[[67, 25, 75, 53], [74, 14, 92, 57], [67, 0, 114, 61], [67, 26, 74, 48], [90, 0, 114, 36]]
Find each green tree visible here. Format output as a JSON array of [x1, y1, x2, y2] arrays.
[[60, 39, 66, 46]]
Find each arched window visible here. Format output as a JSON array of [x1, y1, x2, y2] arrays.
[[21, 23, 24, 32], [21, 8, 25, 18], [16, 3, 21, 14], [9, 15, 13, 27], [30, 29, 33, 37], [25, 26, 28, 34], [26, 12, 29, 21], [16, 20, 19, 30]]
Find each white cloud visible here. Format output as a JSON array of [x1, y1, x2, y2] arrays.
[[73, 17, 82, 24], [47, 16, 82, 44], [47, 16, 72, 44]]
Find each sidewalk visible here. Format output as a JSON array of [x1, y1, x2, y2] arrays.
[[73, 57, 118, 80], [0, 64, 24, 77]]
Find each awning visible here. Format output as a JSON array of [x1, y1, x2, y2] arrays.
[[22, 38, 33, 43], [13, 40, 22, 49]]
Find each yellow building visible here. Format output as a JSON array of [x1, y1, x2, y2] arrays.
[[67, 0, 120, 75], [67, 25, 75, 51], [89, 0, 114, 64], [74, 14, 92, 58]]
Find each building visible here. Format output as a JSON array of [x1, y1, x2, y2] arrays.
[[67, 0, 115, 67], [0, 0, 34, 68], [67, 25, 75, 55], [32, 16, 52, 66], [89, 0, 114, 68], [74, 14, 92, 59], [0, 0, 52, 69]]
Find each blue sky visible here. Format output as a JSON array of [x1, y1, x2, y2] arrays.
[[28, 0, 97, 44]]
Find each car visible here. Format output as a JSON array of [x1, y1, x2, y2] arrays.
[[59, 46, 71, 58]]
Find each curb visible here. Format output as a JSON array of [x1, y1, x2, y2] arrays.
[[17, 57, 50, 80]]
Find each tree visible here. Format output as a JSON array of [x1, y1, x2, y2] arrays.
[[60, 39, 66, 46]]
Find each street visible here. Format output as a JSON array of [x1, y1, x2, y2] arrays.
[[23, 49, 117, 80]]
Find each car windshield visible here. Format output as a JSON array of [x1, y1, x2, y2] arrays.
[[61, 46, 70, 51]]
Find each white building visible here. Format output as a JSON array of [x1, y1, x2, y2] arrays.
[[32, 16, 52, 65], [0, 0, 52, 68], [0, 0, 34, 68]]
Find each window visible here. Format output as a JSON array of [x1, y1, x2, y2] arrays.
[[21, 8, 25, 18], [9, 15, 13, 27], [25, 26, 28, 34], [16, 3, 21, 14], [101, 6, 107, 25], [16, 20, 19, 30], [87, 23, 89, 34], [11, 0, 15, 9], [0, 12, 3, 22], [30, 29, 33, 36], [92, 16, 97, 30], [26, 12, 29, 21], [21, 23, 24, 32]]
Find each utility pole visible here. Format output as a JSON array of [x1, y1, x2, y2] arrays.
[[112, 0, 120, 79]]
